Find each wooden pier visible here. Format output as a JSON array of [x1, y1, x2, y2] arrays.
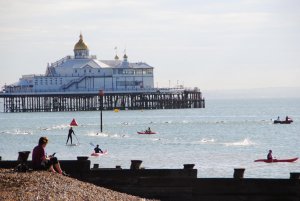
[[0, 89, 205, 112]]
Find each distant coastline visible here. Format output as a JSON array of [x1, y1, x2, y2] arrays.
[[203, 87, 300, 100]]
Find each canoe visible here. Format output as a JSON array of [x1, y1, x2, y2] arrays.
[[137, 131, 156, 135], [254, 157, 298, 163], [91, 150, 108, 157]]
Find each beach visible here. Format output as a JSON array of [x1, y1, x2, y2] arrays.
[[0, 168, 157, 201]]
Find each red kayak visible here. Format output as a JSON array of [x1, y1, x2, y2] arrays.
[[91, 150, 108, 157], [254, 157, 298, 163], [137, 131, 157, 135]]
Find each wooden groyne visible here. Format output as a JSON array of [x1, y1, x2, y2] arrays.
[[0, 89, 205, 112], [1, 158, 300, 201]]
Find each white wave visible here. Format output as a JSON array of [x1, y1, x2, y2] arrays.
[[46, 124, 70, 130], [223, 138, 255, 146], [200, 138, 215, 143], [87, 132, 109, 137], [7, 130, 32, 135]]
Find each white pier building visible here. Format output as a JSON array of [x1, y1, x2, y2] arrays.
[[4, 34, 154, 93]]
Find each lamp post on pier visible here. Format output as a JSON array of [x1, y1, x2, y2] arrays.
[[99, 90, 104, 133]]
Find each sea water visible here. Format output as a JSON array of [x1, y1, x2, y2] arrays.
[[0, 98, 299, 178]]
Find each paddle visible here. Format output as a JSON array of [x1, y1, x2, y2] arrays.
[[89, 142, 95, 147], [73, 132, 80, 145]]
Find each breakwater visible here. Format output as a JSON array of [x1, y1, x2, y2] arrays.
[[0, 89, 204, 112], [1, 157, 299, 201]]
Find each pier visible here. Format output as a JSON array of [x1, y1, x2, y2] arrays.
[[0, 88, 205, 112]]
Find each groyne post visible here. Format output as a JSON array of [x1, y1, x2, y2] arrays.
[[233, 168, 245, 179], [290, 172, 300, 180], [183, 164, 195, 170], [130, 160, 143, 170]]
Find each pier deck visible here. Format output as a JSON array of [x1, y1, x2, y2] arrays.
[[0, 88, 205, 112]]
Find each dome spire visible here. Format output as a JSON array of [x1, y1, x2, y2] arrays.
[[74, 33, 89, 59]]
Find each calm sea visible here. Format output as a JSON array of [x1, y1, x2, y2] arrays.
[[0, 98, 299, 178]]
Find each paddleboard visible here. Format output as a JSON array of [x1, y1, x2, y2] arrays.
[[66, 143, 79, 146]]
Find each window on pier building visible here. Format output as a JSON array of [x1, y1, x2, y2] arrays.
[[145, 69, 153, 74], [124, 69, 134, 74], [135, 69, 143, 75]]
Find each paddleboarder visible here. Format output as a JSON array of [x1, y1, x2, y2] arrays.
[[66, 127, 75, 145]]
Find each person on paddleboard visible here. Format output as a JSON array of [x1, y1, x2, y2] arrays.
[[94, 144, 103, 153], [267, 150, 273, 160], [32, 137, 67, 175], [66, 127, 75, 145]]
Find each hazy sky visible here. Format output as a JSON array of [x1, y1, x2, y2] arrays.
[[0, 0, 299, 90]]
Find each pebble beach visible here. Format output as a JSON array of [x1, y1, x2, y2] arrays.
[[0, 168, 157, 201]]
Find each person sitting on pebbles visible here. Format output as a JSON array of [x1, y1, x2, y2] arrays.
[[32, 136, 67, 175]]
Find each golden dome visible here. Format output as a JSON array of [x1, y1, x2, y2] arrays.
[[74, 34, 88, 50]]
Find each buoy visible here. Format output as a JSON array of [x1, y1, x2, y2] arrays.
[[114, 108, 119, 112], [70, 118, 78, 126]]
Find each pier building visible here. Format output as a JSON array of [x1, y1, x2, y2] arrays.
[[0, 34, 205, 112]]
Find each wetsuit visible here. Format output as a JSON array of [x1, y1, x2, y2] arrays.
[[66, 128, 75, 144]]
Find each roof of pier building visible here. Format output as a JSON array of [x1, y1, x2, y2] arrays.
[[49, 34, 154, 73]]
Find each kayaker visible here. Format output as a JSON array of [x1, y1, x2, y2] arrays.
[[94, 144, 103, 153], [146, 127, 151, 133], [267, 150, 273, 160]]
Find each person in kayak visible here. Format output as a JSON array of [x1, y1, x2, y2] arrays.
[[267, 150, 273, 160], [146, 127, 152, 133], [66, 127, 75, 145], [94, 144, 103, 153], [32, 137, 66, 175]]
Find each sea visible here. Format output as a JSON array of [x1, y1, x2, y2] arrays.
[[0, 98, 299, 178]]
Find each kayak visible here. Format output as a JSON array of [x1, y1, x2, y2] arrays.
[[137, 131, 156, 135], [254, 157, 298, 163], [91, 150, 108, 157]]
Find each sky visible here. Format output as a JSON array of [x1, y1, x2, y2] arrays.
[[0, 0, 299, 93]]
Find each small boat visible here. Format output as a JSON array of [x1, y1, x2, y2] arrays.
[[137, 131, 157, 135], [254, 157, 298, 163], [273, 119, 293, 124]]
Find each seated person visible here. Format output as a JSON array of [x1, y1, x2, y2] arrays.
[[146, 127, 151, 133], [94, 144, 103, 153], [32, 137, 65, 175], [267, 150, 273, 160]]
